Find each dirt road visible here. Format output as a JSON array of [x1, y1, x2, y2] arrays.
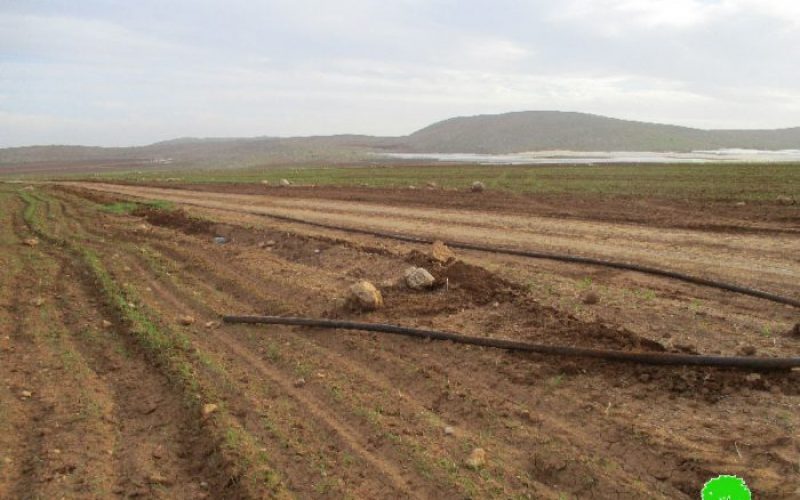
[[2, 182, 798, 498]]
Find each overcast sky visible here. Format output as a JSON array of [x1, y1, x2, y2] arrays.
[[1, 0, 800, 147]]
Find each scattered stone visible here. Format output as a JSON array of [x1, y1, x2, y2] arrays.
[[348, 281, 383, 311], [431, 240, 456, 263], [425, 181, 438, 189], [3, 457, 11, 464], [204, 321, 219, 329], [465, 447, 487, 469], [734, 201, 746, 207], [582, 291, 600, 305], [213, 236, 228, 245], [293, 378, 306, 388], [178, 315, 195, 326], [136, 223, 150, 231], [261, 180, 270, 185], [257, 241, 266, 248], [776, 195, 795, 205], [266, 240, 276, 246], [20, 390, 32, 399], [408, 185, 417, 190], [22, 238, 39, 247], [148, 472, 172, 486], [279, 179, 291, 187], [443, 426, 455, 436], [404, 267, 436, 290], [745, 373, 762, 383], [101, 320, 112, 328], [492, 301, 500, 308], [31, 297, 45, 307], [471, 181, 486, 193], [738, 345, 757, 356], [202, 403, 218, 416]]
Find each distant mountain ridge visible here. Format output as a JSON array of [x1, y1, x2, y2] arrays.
[[2, 111, 799, 168]]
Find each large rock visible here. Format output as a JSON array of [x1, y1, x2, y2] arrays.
[[279, 179, 291, 187], [404, 267, 435, 290], [465, 447, 487, 469], [471, 181, 486, 192], [431, 240, 456, 263], [349, 281, 383, 311]]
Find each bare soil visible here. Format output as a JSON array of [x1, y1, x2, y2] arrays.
[[1, 181, 799, 499]]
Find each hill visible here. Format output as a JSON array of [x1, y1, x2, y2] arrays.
[[401, 111, 800, 153]]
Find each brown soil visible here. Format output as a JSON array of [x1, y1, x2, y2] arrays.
[[2, 181, 799, 499]]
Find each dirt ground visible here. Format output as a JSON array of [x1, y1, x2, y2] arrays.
[[1, 181, 799, 499]]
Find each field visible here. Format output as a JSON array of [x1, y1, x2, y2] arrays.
[[0, 163, 799, 498]]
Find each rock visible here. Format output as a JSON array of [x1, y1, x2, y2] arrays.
[[261, 180, 270, 185], [443, 426, 455, 436], [431, 240, 455, 263], [279, 179, 291, 187], [425, 181, 438, 189], [738, 345, 757, 356], [465, 447, 486, 469], [734, 201, 746, 207], [266, 240, 276, 246], [31, 297, 45, 307], [293, 378, 306, 388], [582, 291, 600, 305], [178, 315, 195, 326], [202, 403, 218, 416], [471, 181, 486, 193], [404, 267, 436, 290], [20, 390, 32, 399], [745, 373, 762, 383], [204, 321, 219, 329], [101, 320, 112, 328], [22, 238, 39, 247], [213, 236, 227, 245], [349, 281, 383, 311], [148, 472, 172, 486], [776, 195, 794, 205]]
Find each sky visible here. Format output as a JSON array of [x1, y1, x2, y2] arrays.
[[1, 0, 800, 147]]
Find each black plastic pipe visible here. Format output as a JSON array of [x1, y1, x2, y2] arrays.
[[223, 315, 800, 370], [206, 203, 800, 309]]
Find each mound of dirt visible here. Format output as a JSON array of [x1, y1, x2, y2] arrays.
[[132, 206, 214, 235]]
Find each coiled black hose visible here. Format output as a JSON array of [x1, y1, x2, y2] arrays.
[[223, 315, 800, 370]]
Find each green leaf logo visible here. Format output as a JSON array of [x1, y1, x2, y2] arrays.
[[701, 475, 751, 500]]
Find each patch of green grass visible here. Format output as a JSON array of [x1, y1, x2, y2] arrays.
[[100, 199, 173, 214], [67, 162, 800, 201]]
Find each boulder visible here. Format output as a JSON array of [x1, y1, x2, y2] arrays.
[[349, 281, 383, 311], [471, 181, 486, 193], [404, 267, 435, 290], [431, 240, 455, 263], [280, 179, 291, 187]]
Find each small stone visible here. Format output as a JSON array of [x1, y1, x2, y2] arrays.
[[22, 238, 39, 247], [745, 373, 762, 383], [204, 321, 218, 329], [148, 472, 172, 486], [349, 281, 383, 311], [465, 447, 486, 469], [582, 291, 600, 305], [101, 320, 112, 328], [20, 390, 32, 399], [280, 179, 291, 187], [734, 201, 746, 207], [31, 297, 45, 307], [492, 301, 500, 308], [213, 236, 227, 245], [404, 267, 436, 290], [443, 426, 455, 436], [3, 457, 11, 464], [431, 240, 455, 263], [178, 315, 195, 326], [776, 195, 794, 205], [257, 241, 266, 248], [202, 403, 218, 416], [261, 180, 270, 185], [137, 223, 150, 231], [470, 181, 486, 193], [293, 378, 306, 388], [266, 240, 276, 246], [426, 181, 438, 189]]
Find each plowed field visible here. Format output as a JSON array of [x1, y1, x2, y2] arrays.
[[1, 182, 798, 499]]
